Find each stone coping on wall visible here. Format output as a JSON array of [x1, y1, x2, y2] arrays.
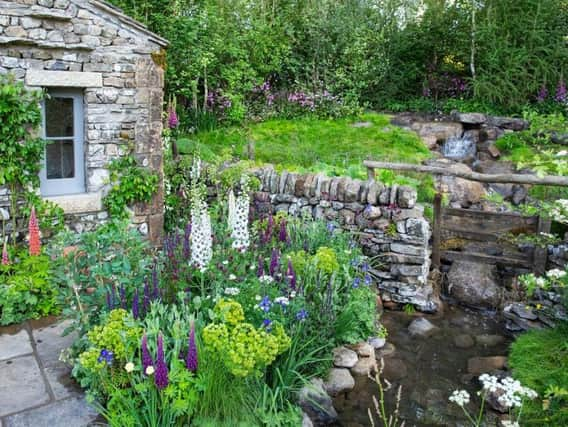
[[44, 191, 103, 215], [251, 165, 439, 312]]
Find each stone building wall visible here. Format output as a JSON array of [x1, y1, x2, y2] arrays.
[[251, 166, 439, 312], [0, 0, 166, 243]]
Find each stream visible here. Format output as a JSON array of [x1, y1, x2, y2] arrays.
[[335, 304, 512, 427]]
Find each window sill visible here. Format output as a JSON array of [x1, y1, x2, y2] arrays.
[[44, 192, 103, 215]]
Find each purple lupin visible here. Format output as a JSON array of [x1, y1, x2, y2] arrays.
[[106, 291, 112, 310], [132, 289, 140, 320], [143, 280, 150, 314], [141, 334, 153, 374], [278, 219, 288, 243], [183, 223, 191, 258], [257, 255, 265, 278], [287, 259, 297, 290], [186, 322, 198, 373], [154, 334, 169, 389], [152, 264, 160, 300], [269, 248, 280, 277]]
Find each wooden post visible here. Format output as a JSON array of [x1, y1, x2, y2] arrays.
[[533, 216, 551, 275], [432, 192, 442, 270], [367, 166, 375, 181]]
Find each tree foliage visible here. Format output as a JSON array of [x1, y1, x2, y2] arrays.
[[108, 0, 568, 119]]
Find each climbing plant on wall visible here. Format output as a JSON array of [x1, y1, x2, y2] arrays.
[[0, 74, 63, 242]]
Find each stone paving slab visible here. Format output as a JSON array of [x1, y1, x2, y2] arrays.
[[31, 318, 76, 368], [0, 355, 50, 417], [3, 397, 99, 427], [0, 326, 32, 362]]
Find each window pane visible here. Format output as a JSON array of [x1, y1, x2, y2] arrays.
[[45, 97, 74, 137], [46, 140, 75, 179]]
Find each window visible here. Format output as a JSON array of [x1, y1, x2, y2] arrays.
[[40, 89, 85, 196]]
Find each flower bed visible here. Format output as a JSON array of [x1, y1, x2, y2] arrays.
[[52, 172, 378, 425]]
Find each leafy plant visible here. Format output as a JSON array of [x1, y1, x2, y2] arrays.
[[0, 250, 56, 325], [104, 153, 159, 219]]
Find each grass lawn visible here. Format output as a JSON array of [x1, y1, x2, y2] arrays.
[[177, 112, 435, 201], [508, 324, 568, 425]]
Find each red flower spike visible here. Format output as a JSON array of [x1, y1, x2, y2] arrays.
[[28, 206, 41, 256]]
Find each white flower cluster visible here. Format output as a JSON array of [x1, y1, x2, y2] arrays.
[[224, 287, 240, 296], [550, 199, 568, 224], [547, 268, 567, 280], [449, 389, 470, 406], [190, 194, 212, 272], [274, 296, 289, 306], [479, 374, 538, 409], [501, 420, 520, 427], [228, 184, 250, 250], [259, 275, 274, 284]]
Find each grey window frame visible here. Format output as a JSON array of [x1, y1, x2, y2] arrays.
[[40, 89, 86, 196]]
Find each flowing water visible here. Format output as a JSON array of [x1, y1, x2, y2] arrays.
[[335, 304, 511, 427], [441, 137, 476, 160]]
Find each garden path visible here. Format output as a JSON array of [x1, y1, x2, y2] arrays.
[[0, 317, 100, 427]]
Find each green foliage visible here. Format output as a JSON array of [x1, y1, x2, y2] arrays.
[[0, 74, 64, 240], [0, 250, 57, 325], [334, 287, 377, 344], [509, 324, 568, 425], [104, 154, 159, 219], [49, 220, 153, 334]]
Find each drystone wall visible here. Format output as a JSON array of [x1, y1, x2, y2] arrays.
[[251, 166, 438, 312], [0, 0, 166, 243]]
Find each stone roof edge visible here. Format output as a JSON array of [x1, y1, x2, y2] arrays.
[[89, 0, 169, 47]]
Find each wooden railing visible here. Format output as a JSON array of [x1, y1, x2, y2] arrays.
[[363, 160, 564, 275]]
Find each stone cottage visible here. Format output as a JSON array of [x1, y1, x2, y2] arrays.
[[0, 0, 168, 243]]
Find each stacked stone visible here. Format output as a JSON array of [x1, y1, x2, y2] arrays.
[[0, 0, 166, 243], [252, 166, 437, 312]]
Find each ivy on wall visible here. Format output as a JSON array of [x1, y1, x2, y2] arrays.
[[103, 151, 159, 219]]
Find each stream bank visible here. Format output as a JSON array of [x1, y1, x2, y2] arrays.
[[334, 303, 512, 427]]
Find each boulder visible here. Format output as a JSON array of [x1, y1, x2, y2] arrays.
[[487, 116, 529, 131], [430, 160, 486, 207], [452, 112, 487, 125], [382, 358, 408, 380], [510, 302, 538, 320], [447, 261, 503, 308], [368, 337, 386, 349], [350, 342, 374, 358], [408, 317, 438, 337], [475, 334, 506, 347], [467, 356, 507, 375], [325, 368, 355, 395], [454, 334, 475, 349], [298, 378, 338, 425], [412, 121, 464, 141], [302, 412, 314, 427], [376, 342, 396, 359], [350, 356, 377, 376], [332, 347, 358, 368]]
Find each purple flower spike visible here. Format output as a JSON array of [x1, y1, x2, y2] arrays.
[[287, 260, 296, 290], [168, 106, 179, 129], [186, 323, 198, 373], [143, 280, 150, 314], [154, 334, 169, 390], [106, 291, 112, 310], [555, 80, 567, 103], [269, 248, 280, 277], [278, 220, 288, 243], [257, 255, 265, 278], [132, 289, 140, 320], [141, 334, 153, 374], [183, 223, 191, 258]]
